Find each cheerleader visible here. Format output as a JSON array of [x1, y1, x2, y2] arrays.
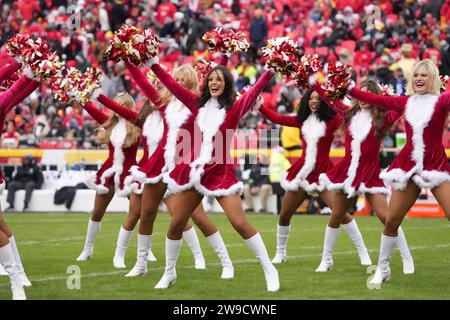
[[149, 57, 279, 292], [258, 90, 372, 266], [315, 80, 414, 274], [76, 92, 142, 261], [120, 62, 233, 278], [347, 59, 450, 285], [0, 61, 40, 299]]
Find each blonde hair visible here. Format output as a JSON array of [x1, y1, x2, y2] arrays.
[[96, 92, 141, 148], [159, 65, 199, 106], [406, 59, 441, 96]]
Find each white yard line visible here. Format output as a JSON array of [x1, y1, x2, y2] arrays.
[[1, 242, 448, 287]]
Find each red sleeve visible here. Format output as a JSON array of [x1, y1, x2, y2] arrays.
[[151, 63, 198, 113], [314, 83, 349, 116], [439, 92, 450, 112], [97, 94, 138, 125], [350, 87, 408, 113], [236, 70, 273, 119], [5, 80, 40, 113], [0, 61, 21, 83], [83, 101, 109, 124], [0, 76, 33, 112], [259, 104, 299, 127], [125, 62, 161, 106]]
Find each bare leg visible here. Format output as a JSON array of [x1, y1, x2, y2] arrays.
[[165, 196, 194, 231], [155, 189, 203, 288], [138, 181, 167, 235], [272, 189, 307, 264], [122, 193, 142, 231], [328, 191, 355, 228], [366, 192, 414, 274], [77, 185, 115, 261], [319, 190, 354, 224], [0, 212, 13, 237], [431, 182, 450, 221], [216, 194, 279, 292]]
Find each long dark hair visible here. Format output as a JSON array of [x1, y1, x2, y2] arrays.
[[343, 80, 388, 141], [296, 89, 336, 123], [198, 65, 236, 110]]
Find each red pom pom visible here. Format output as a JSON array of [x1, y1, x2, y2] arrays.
[[294, 54, 323, 89], [440, 75, 449, 92], [103, 25, 160, 66], [202, 28, 249, 54], [262, 37, 298, 77], [194, 60, 217, 83], [321, 63, 352, 102]]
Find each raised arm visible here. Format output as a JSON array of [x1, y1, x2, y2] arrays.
[[97, 94, 139, 125], [236, 70, 274, 119], [314, 83, 349, 116], [0, 61, 21, 83], [125, 62, 161, 106], [438, 92, 450, 112], [259, 104, 299, 127], [0, 76, 34, 112], [150, 63, 198, 113], [349, 86, 408, 113], [5, 80, 40, 113], [83, 101, 110, 124]]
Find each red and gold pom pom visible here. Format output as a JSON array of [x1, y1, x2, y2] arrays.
[[103, 25, 160, 66], [202, 28, 226, 52], [6, 34, 33, 62], [321, 63, 352, 102], [294, 54, 323, 89], [146, 64, 169, 86], [194, 60, 217, 83], [262, 37, 298, 77], [51, 67, 82, 103], [222, 30, 249, 54]]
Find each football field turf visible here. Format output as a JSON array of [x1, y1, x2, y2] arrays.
[[0, 212, 449, 300]]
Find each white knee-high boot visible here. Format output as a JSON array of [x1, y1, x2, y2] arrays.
[[272, 224, 290, 264], [369, 234, 396, 286], [77, 219, 101, 261], [113, 226, 134, 268], [342, 219, 372, 266], [155, 237, 182, 289], [0, 244, 26, 300], [206, 231, 234, 279], [183, 227, 205, 269], [125, 233, 151, 277], [245, 233, 279, 292], [397, 227, 414, 274], [8, 236, 31, 286], [316, 226, 341, 272]]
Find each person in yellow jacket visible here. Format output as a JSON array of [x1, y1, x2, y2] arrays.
[[269, 146, 291, 213]]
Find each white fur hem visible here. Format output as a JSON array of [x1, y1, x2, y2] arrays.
[[124, 174, 143, 195], [319, 173, 389, 198], [162, 172, 196, 195], [281, 176, 325, 193], [382, 167, 450, 190], [85, 173, 110, 195], [130, 165, 147, 183], [194, 181, 244, 197]]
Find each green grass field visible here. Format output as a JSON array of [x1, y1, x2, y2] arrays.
[[0, 212, 449, 300]]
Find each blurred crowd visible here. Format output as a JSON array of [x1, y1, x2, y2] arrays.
[[0, 0, 449, 151]]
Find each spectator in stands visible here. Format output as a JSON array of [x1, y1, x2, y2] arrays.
[[243, 155, 272, 213], [249, 8, 268, 56], [1, 119, 19, 149], [394, 43, 417, 81], [5, 155, 44, 211]]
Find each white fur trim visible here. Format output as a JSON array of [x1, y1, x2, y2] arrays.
[[91, 89, 104, 103], [380, 95, 439, 190], [405, 95, 438, 171], [162, 170, 196, 194], [189, 98, 226, 184], [194, 181, 244, 197], [281, 173, 325, 192], [164, 98, 191, 172], [143, 111, 164, 157], [319, 110, 377, 198], [319, 173, 389, 197], [85, 172, 109, 194], [130, 165, 147, 183], [347, 80, 355, 92], [0, 180, 5, 195], [23, 65, 39, 81], [124, 174, 143, 195], [146, 56, 159, 67]]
